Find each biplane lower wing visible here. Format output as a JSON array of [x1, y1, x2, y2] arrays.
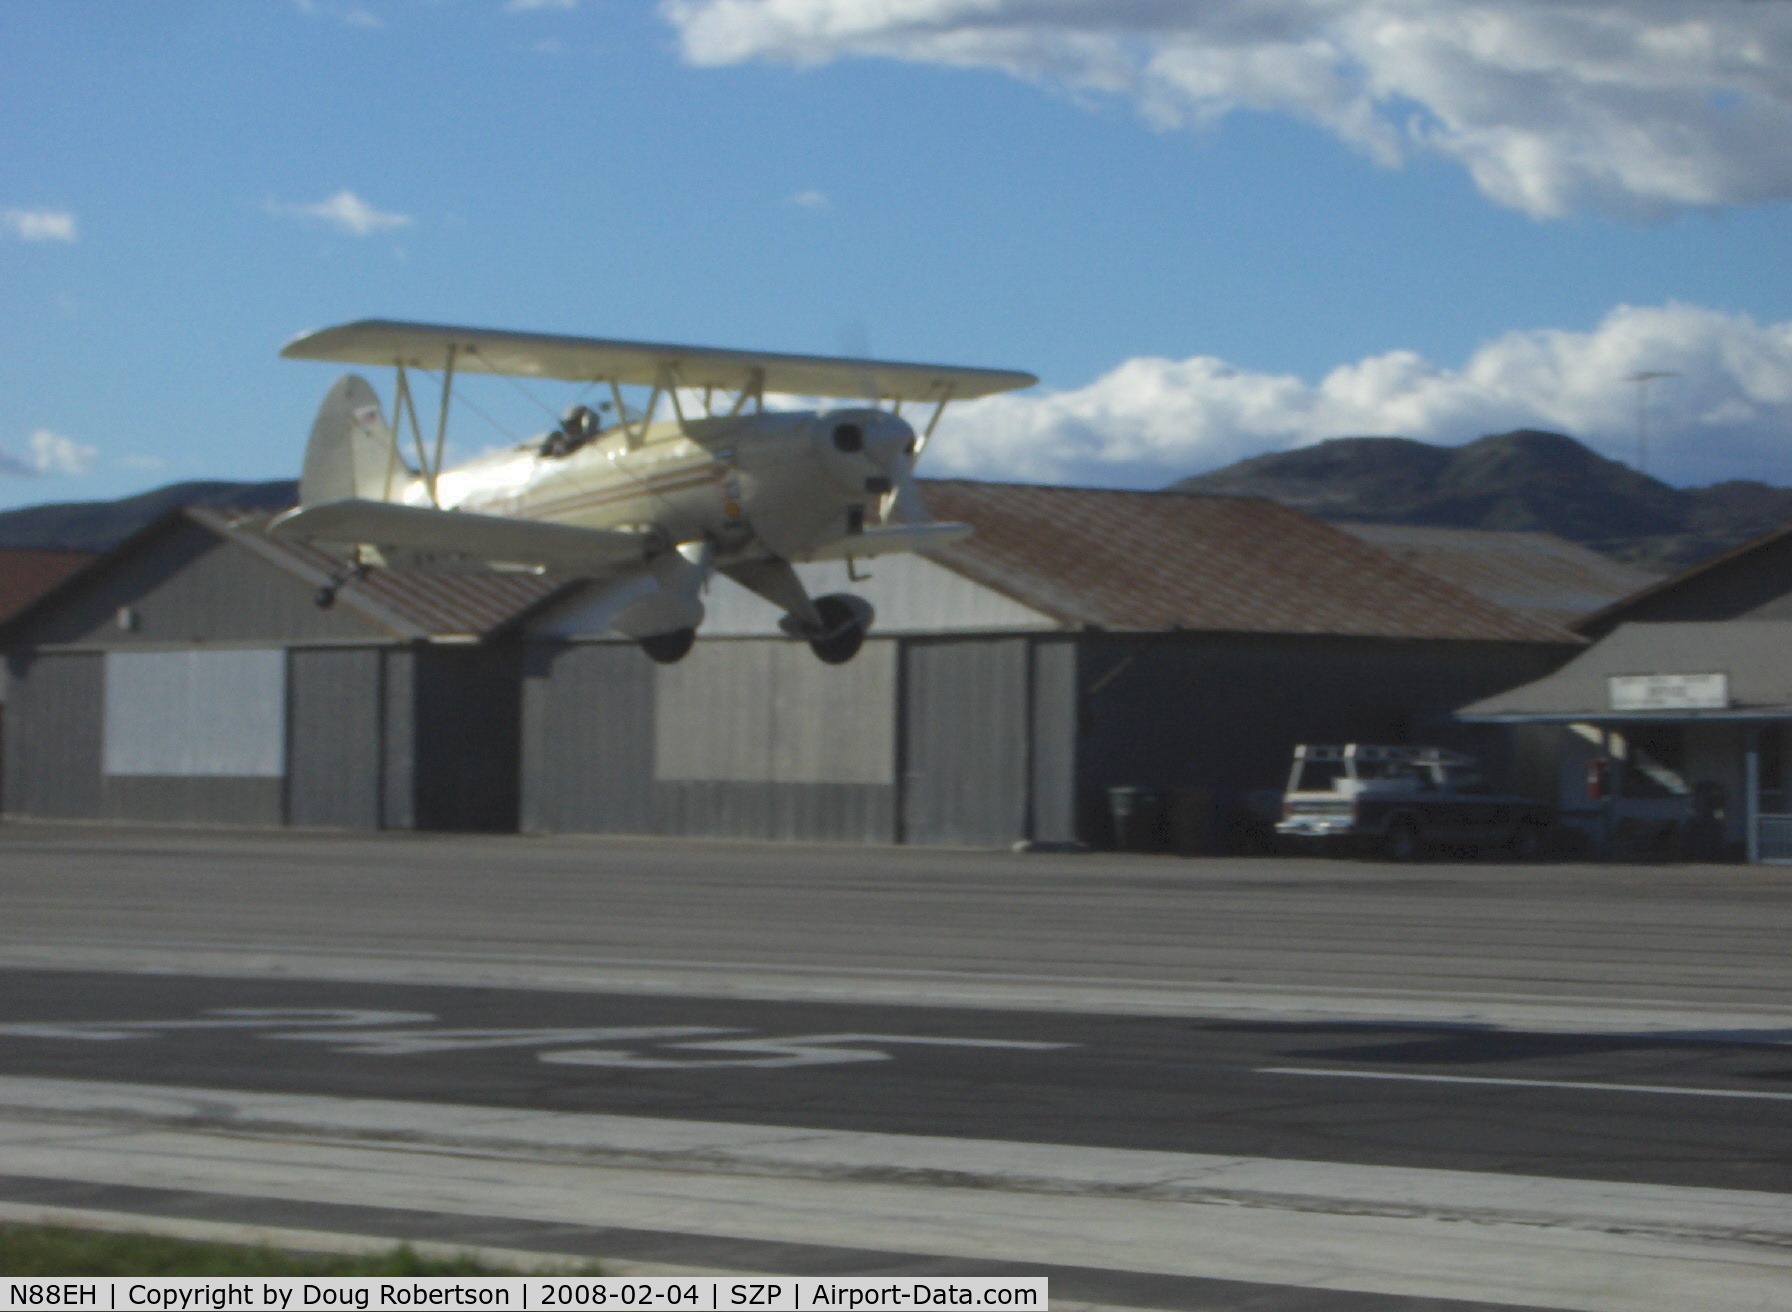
[[796, 521, 973, 563], [269, 498, 653, 574]]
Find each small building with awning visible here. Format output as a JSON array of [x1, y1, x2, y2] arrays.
[[1458, 517, 1792, 863]]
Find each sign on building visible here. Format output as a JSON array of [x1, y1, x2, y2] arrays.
[[1607, 672, 1728, 712]]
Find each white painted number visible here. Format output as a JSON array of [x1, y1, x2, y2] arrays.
[[542, 1033, 1073, 1069], [0, 1009, 1075, 1068]]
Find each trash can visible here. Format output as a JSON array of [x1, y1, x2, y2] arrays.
[[1167, 787, 1214, 855], [1107, 785, 1164, 852]]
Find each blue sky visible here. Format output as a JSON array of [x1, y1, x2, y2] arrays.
[[3, 0, 1791, 510]]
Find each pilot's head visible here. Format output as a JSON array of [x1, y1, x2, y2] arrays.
[[561, 404, 597, 441]]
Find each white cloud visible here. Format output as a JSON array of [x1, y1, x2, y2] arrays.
[[271, 189, 413, 237], [2, 209, 77, 242], [660, 1, 1792, 218], [293, 0, 384, 26], [0, 430, 99, 478], [924, 304, 1792, 488], [507, 0, 578, 10], [789, 189, 831, 208]]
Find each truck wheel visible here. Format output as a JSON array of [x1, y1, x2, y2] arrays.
[[1383, 820, 1421, 862], [1509, 821, 1546, 861]]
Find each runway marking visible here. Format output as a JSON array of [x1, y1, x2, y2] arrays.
[[542, 1033, 1073, 1069], [0, 1009, 1073, 1070], [269, 1024, 741, 1056], [1260, 1067, 1792, 1101]]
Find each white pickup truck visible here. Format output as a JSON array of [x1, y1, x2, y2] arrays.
[[1276, 744, 1555, 860]]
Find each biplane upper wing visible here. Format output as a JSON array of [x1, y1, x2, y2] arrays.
[[269, 498, 653, 574], [282, 319, 1038, 402]]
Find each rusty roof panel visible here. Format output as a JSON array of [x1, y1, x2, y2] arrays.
[[920, 482, 1579, 644], [0, 549, 96, 623]]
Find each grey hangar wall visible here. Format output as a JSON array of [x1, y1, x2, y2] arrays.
[[516, 629, 1562, 849], [0, 512, 523, 833], [519, 635, 1078, 848], [4, 643, 520, 832]]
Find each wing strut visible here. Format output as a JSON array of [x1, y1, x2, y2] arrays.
[[391, 364, 440, 506], [726, 367, 765, 417], [387, 349, 458, 506], [430, 344, 457, 503], [917, 384, 956, 458]]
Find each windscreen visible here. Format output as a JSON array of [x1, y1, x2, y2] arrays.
[[1294, 759, 1348, 792]]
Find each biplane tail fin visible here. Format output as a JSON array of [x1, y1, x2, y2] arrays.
[[299, 374, 407, 505]]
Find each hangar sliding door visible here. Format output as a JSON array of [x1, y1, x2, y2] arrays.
[[901, 638, 1029, 846], [520, 642, 654, 834], [2, 652, 103, 818], [288, 647, 383, 829]]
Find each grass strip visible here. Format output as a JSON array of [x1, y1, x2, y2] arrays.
[[0, 1224, 598, 1277]]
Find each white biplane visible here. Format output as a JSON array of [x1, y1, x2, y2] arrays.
[[270, 320, 1035, 664]]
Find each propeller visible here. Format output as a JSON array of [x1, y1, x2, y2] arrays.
[[836, 321, 929, 526], [879, 429, 926, 525]]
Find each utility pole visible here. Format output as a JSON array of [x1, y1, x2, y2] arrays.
[[1624, 370, 1677, 474]]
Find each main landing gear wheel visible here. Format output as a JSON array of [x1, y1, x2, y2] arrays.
[[808, 594, 866, 665], [639, 627, 696, 664]]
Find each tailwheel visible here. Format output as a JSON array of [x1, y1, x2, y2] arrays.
[[808, 594, 866, 665], [314, 561, 370, 610], [639, 627, 696, 665]]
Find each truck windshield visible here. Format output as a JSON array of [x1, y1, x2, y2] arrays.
[[1295, 760, 1347, 791]]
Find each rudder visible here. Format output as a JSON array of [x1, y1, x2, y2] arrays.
[[300, 374, 406, 505]]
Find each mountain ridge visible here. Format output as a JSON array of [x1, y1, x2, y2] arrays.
[[0, 479, 299, 551], [2, 430, 1788, 575], [1171, 430, 1792, 571]]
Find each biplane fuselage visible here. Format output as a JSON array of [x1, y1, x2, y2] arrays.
[[270, 319, 1034, 664], [430, 407, 912, 568]]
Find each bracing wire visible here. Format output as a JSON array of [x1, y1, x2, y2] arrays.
[[409, 366, 522, 445]]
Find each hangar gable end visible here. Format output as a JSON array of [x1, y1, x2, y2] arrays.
[[3, 513, 391, 648]]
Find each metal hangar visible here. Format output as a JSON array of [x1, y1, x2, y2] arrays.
[[2, 484, 1582, 848]]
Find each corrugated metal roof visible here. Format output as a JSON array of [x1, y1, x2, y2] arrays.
[[1574, 520, 1792, 638], [920, 481, 1579, 644], [191, 508, 572, 639], [0, 549, 95, 623], [1338, 524, 1659, 627], [1461, 621, 1792, 720]]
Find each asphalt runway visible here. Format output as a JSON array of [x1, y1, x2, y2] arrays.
[[1, 970, 1789, 1193], [1, 825, 1789, 1310]]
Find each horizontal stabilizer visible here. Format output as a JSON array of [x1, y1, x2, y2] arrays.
[[269, 498, 652, 574], [283, 319, 1037, 402], [796, 521, 973, 564]]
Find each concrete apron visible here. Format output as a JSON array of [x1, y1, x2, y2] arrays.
[[1, 1075, 1789, 1312]]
